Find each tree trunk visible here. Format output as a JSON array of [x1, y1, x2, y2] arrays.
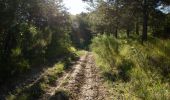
[[136, 19, 139, 35], [3, 31, 12, 60], [142, 0, 148, 42], [115, 26, 118, 38], [126, 29, 130, 38], [115, 0, 118, 38]]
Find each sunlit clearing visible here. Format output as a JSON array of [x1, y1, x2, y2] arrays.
[[63, 0, 89, 15]]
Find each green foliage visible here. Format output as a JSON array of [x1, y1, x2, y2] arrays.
[[75, 50, 87, 57], [0, 0, 73, 83], [118, 59, 133, 82], [91, 34, 170, 99], [91, 34, 119, 70], [6, 62, 67, 100], [130, 66, 170, 100]]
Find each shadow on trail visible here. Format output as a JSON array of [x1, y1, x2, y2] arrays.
[[49, 90, 69, 100]]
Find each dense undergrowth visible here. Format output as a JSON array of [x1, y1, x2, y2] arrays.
[[6, 62, 65, 100], [91, 34, 170, 100], [6, 48, 84, 100]]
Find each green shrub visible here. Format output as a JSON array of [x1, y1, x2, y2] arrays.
[[91, 34, 120, 70]]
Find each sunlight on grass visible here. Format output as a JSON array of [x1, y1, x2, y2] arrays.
[[91, 34, 170, 100], [6, 62, 66, 100], [75, 50, 87, 57]]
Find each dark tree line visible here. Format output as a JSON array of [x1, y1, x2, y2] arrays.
[[84, 0, 170, 42]]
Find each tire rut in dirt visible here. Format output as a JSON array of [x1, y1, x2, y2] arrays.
[[78, 53, 102, 100], [40, 54, 88, 100], [63, 53, 89, 100], [40, 52, 110, 100]]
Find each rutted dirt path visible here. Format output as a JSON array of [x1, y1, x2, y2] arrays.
[[40, 52, 110, 100]]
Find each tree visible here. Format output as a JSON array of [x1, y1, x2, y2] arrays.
[[0, 0, 72, 82], [83, 0, 170, 41]]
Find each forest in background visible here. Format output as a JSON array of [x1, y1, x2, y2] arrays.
[[0, 0, 170, 100]]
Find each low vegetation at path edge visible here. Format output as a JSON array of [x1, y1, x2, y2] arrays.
[[91, 34, 170, 100]]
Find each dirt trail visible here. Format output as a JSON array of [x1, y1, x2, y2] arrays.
[[78, 53, 107, 100], [41, 52, 110, 100]]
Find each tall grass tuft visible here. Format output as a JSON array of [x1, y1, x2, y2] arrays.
[[90, 34, 120, 71]]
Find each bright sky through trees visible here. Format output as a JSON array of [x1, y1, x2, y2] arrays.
[[63, 0, 89, 15]]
